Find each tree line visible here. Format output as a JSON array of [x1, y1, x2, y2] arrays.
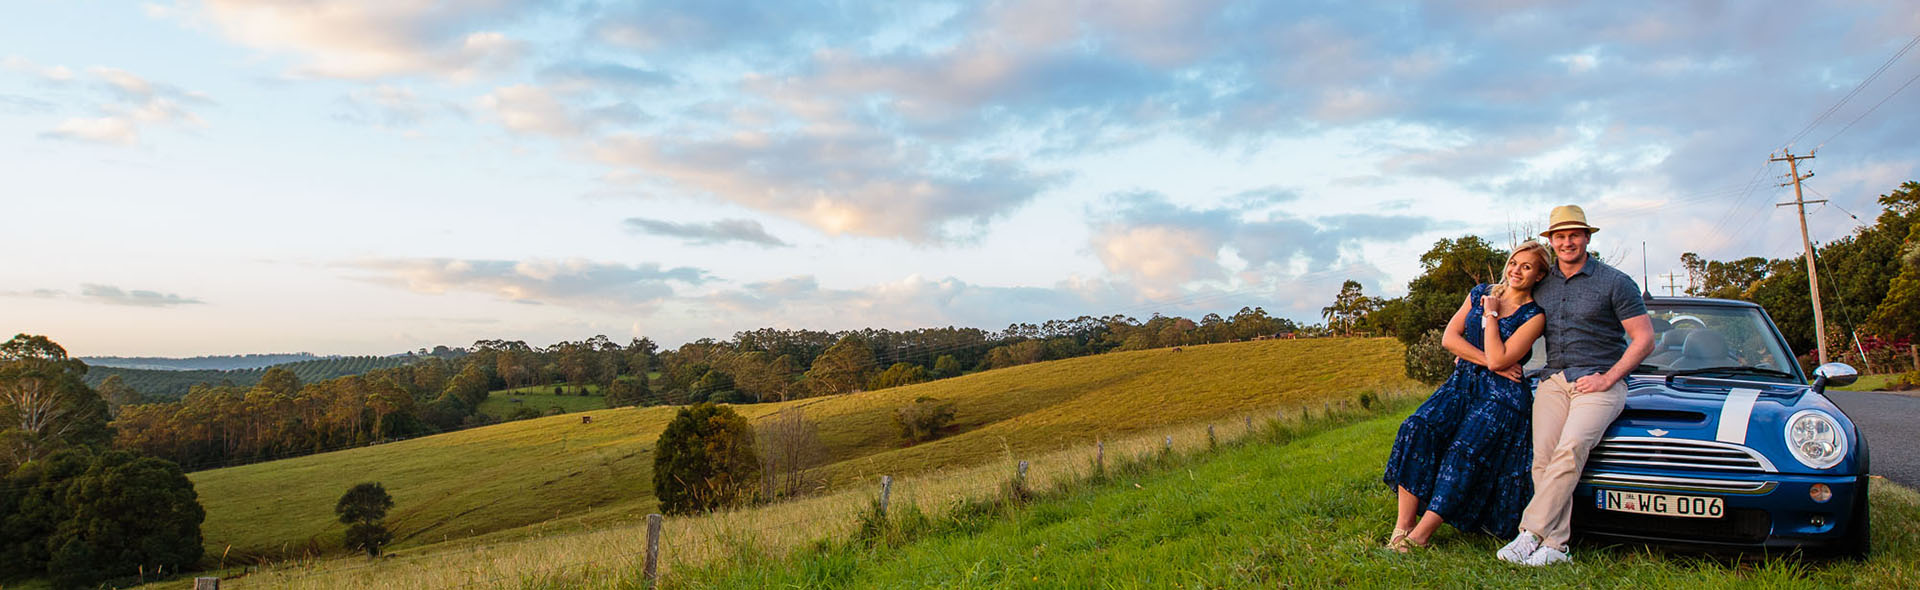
[[83, 354, 419, 400]]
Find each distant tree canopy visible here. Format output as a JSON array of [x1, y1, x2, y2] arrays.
[[1370, 236, 1510, 345], [1, 448, 204, 589], [653, 403, 759, 514]]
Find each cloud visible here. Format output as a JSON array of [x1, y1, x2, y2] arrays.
[[198, 0, 532, 79], [623, 217, 790, 247], [590, 0, 897, 55], [700, 273, 1147, 334], [77, 284, 205, 307], [341, 257, 709, 308], [477, 84, 644, 137], [2, 55, 75, 82], [537, 61, 673, 91], [335, 84, 464, 129], [33, 65, 210, 146], [594, 129, 1056, 242], [1089, 191, 1449, 295]]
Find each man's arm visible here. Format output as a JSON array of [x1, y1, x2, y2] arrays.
[[1573, 314, 1654, 393]]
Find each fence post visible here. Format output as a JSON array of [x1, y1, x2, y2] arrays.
[[1207, 424, 1216, 447], [1244, 415, 1253, 433], [1163, 436, 1173, 453], [1911, 344, 1918, 373], [1096, 440, 1105, 471], [878, 475, 893, 517], [1017, 460, 1029, 482], [194, 578, 219, 590], [644, 513, 663, 586]]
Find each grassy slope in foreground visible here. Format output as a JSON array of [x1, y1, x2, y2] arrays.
[[189, 338, 1414, 560], [679, 412, 1920, 589]]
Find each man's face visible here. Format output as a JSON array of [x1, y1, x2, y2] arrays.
[[1548, 229, 1590, 265]]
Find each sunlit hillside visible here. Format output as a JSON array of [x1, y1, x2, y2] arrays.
[[189, 337, 1416, 562]]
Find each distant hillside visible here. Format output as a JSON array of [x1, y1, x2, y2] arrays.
[[84, 355, 418, 399], [184, 337, 1417, 562], [78, 353, 324, 371]]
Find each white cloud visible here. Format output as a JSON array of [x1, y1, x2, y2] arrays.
[[34, 66, 208, 146], [199, 0, 531, 79], [341, 257, 709, 309], [3, 56, 74, 81], [477, 84, 580, 136], [44, 117, 138, 145]]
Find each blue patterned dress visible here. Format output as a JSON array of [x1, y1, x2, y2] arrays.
[[1382, 284, 1540, 537]]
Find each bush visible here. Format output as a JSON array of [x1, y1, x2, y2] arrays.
[[605, 375, 650, 407], [893, 397, 957, 442], [654, 403, 760, 514], [1403, 329, 1454, 386]]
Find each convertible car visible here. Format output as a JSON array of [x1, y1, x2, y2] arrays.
[[1545, 296, 1870, 557]]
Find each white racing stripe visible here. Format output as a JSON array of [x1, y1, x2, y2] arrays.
[[1716, 388, 1762, 444]]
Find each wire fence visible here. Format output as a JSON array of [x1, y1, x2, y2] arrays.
[[185, 393, 1407, 590]]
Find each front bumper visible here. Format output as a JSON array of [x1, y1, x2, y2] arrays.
[[1571, 470, 1866, 553]]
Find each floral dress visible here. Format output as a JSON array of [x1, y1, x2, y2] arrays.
[[1382, 284, 1540, 537]]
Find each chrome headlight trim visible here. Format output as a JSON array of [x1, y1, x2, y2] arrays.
[[1784, 409, 1847, 469]]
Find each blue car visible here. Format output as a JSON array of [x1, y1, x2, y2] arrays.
[[1547, 297, 1869, 557]]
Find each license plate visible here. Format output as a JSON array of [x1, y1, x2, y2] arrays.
[[1596, 489, 1724, 519]]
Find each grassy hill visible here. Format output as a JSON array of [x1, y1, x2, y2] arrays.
[[185, 338, 1414, 563], [477, 384, 610, 419]]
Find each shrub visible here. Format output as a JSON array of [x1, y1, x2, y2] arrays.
[[893, 397, 957, 442], [654, 403, 760, 514], [605, 375, 650, 407], [1403, 329, 1454, 386], [868, 362, 929, 390]]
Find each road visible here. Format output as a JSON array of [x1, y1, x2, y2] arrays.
[[1827, 390, 1920, 489]]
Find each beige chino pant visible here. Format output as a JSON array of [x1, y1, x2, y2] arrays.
[[1519, 371, 1627, 550]]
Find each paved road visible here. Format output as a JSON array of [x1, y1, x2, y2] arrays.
[[1826, 390, 1920, 489]]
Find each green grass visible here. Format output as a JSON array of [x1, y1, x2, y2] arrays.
[[1835, 373, 1913, 392], [477, 384, 610, 418], [669, 410, 1920, 589], [184, 338, 1415, 564]]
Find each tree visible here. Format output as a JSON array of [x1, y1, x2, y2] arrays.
[[893, 397, 957, 442], [258, 366, 302, 396], [1, 334, 110, 472], [805, 335, 873, 396], [605, 375, 651, 407], [1867, 221, 1920, 338], [1321, 280, 1379, 336], [1380, 237, 1508, 343], [755, 407, 825, 499], [653, 403, 759, 514], [867, 362, 929, 390], [94, 375, 141, 417], [335, 482, 395, 557], [3, 448, 204, 589], [931, 354, 963, 379]]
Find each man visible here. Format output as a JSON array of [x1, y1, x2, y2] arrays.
[[1497, 205, 1655, 566]]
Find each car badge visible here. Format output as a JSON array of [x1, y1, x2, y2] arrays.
[[1648, 429, 1669, 437]]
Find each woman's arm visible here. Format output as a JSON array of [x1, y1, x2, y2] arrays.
[[1440, 291, 1483, 364], [1485, 314, 1546, 371]]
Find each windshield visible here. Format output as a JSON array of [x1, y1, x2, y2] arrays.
[[1635, 303, 1800, 382], [1518, 302, 1803, 384]]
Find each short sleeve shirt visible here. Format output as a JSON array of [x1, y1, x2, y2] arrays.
[[1532, 257, 1648, 380]]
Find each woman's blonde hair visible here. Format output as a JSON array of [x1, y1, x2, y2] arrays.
[[1490, 240, 1552, 297]]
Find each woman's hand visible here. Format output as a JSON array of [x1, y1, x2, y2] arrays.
[[1483, 294, 1505, 317]]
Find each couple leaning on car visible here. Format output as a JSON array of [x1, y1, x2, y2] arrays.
[[1381, 204, 1656, 566]]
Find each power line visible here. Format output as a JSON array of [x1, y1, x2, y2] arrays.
[[1813, 67, 1920, 150], [1785, 30, 1920, 149]]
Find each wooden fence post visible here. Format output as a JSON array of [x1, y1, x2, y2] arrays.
[[1096, 440, 1105, 471], [1017, 460, 1029, 482], [1911, 344, 1918, 372], [1163, 436, 1173, 453], [644, 513, 663, 586], [878, 476, 893, 517], [194, 577, 219, 590], [1244, 416, 1253, 432]]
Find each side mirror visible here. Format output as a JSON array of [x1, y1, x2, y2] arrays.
[[1811, 363, 1859, 393]]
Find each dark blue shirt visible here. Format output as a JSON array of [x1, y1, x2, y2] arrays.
[[1533, 257, 1647, 380]]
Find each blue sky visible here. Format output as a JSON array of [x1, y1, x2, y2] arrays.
[[4, 0, 1917, 356]]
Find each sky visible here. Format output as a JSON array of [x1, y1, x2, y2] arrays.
[[3, 0, 1918, 357]]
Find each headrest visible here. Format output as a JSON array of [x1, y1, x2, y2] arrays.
[[1681, 330, 1729, 359]]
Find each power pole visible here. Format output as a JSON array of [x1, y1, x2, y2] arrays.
[[1773, 150, 1829, 365], [1659, 273, 1682, 297]]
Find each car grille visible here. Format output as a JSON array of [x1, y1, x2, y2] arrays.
[[1574, 502, 1771, 545], [1589, 437, 1775, 473]]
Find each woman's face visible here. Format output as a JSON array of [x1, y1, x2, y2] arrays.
[[1505, 249, 1549, 291]]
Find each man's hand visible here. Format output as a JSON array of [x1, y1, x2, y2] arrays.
[[1573, 373, 1614, 394], [1496, 365, 1525, 383]]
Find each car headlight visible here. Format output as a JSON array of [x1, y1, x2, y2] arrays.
[[1784, 410, 1847, 469]]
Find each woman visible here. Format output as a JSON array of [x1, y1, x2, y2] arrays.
[[1381, 240, 1551, 552]]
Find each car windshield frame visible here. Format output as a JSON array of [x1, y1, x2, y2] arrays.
[[1632, 301, 1806, 384]]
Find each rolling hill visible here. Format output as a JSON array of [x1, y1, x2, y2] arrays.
[[185, 337, 1417, 564]]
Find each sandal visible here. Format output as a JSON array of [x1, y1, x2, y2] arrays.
[[1387, 535, 1430, 554], [1385, 527, 1411, 547]]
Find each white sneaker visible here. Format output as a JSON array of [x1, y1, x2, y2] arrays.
[[1496, 532, 1539, 563], [1522, 545, 1571, 566]]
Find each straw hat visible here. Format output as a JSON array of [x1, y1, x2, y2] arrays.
[[1540, 204, 1599, 237]]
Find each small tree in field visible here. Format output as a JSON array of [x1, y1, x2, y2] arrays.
[[893, 396, 957, 442], [654, 403, 759, 514], [756, 407, 826, 499], [336, 482, 394, 557]]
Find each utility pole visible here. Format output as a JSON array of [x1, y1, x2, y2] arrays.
[[1659, 273, 1682, 297], [1773, 150, 1829, 365]]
